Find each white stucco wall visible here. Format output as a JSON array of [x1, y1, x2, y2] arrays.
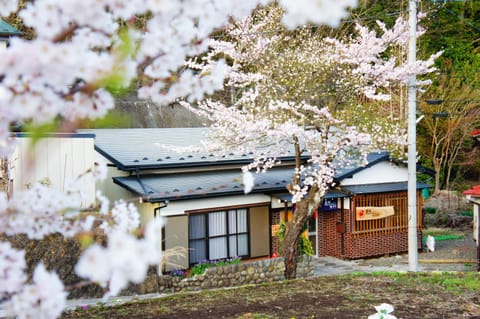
[[340, 161, 408, 186], [158, 194, 272, 217]]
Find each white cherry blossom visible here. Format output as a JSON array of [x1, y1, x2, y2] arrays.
[[0, 1, 367, 318], [10, 263, 67, 319], [0, 242, 26, 298]]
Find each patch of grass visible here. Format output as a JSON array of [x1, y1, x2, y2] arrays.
[[191, 257, 241, 276], [416, 272, 480, 294], [422, 228, 465, 241], [235, 313, 274, 319], [460, 211, 473, 217]]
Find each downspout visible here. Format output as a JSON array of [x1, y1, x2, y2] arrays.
[[153, 200, 169, 218], [340, 197, 345, 256], [135, 167, 148, 195], [153, 200, 169, 274]]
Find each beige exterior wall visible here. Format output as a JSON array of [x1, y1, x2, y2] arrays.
[[10, 136, 95, 207], [95, 161, 132, 203], [249, 206, 270, 257], [164, 215, 189, 271], [95, 156, 158, 225]]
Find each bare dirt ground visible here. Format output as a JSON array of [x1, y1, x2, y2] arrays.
[[62, 272, 480, 319], [357, 229, 478, 271], [62, 230, 480, 319]]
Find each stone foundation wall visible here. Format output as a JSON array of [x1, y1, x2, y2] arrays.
[[2, 232, 313, 299], [121, 256, 314, 296]]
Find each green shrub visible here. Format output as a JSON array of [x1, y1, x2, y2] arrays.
[[298, 235, 314, 256], [277, 221, 314, 256], [191, 257, 241, 276], [460, 211, 473, 217]]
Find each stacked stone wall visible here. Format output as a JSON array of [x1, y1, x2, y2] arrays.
[[122, 256, 314, 296]]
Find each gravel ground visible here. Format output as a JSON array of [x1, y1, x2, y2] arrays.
[[356, 230, 479, 271]]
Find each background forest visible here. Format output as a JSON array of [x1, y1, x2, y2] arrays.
[[342, 0, 480, 194]]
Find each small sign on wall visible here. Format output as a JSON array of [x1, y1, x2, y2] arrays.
[[320, 198, 338, 211], [271, 224, 281, 236], [356, 206, 394, 220]]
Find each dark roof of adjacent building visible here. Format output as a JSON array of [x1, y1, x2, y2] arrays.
[[0, 20, 21, 37], [83, 128, 413, 202], [80, 128, 298, 171], [342, 181, 431, 195], [113, 167, 295, 202]]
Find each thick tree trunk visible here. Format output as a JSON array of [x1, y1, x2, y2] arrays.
[[282, 187, 322, 279]]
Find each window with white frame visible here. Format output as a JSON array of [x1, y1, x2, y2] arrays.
[[189, 208, 249, 265]]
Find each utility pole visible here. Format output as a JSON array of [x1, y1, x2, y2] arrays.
[[407, 0, 418, 272]]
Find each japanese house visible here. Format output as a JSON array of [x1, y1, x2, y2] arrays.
[[80, 128, 427, 269]]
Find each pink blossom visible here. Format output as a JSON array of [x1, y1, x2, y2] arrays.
[[0, 242, 26, 297], [0, 1, 365, 318], [10, 263, 67, 319]]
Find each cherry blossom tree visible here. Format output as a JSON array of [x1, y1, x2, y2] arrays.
[[181, 5, 441, 278], [0, 1, 360, 318]]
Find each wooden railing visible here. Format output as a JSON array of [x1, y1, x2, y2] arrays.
[[352, 191, 422, 237]]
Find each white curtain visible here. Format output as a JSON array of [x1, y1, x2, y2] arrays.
[[209, 211, 226, 236], [228, 210, 237, 233], [228, 209, 248, 257], [228, 235, 237, 257], [238, 234, 248, 256], [209, 237, 227, 260], [237, 209, 247, 232], [209, 211, 227, 259], [190, 209, 249, 263]]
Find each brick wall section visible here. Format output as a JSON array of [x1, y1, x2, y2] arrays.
[[316, 192, 423, 259], [343, 230, 422, 259], [271, 210, 281, 256], [318, 211, 338, 257], [271, 191, 423, 260], [316, 209, 349, 258]]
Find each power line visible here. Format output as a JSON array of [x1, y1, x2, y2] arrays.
[[441, 5, 480, 32]]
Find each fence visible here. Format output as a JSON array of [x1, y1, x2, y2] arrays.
[[352, 191, 423, 238]]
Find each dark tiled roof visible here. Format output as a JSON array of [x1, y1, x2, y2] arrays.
[[84, 128, 406, 202], [342, 182, 431, 195], [113, 167, 294, 202], [274, 189, 350, 203], [82, 128, 390, 174], [80, 128, 296, 170]]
